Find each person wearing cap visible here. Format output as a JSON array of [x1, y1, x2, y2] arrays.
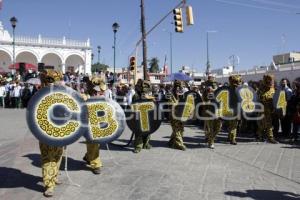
[[202, 77, 221, 149], [168, 80, 187, 151], [38, 69, 64, 197], [82, 77, 106, 174], [226, 75, 242, 145], [256, 74, 278, 143], [132, 79, 153, 153]]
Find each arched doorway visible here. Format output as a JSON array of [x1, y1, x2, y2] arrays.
[[16, 51, 38, 66], [65, 54, 85, 74], [41, 53, 63, 71], [0, 50, 12, 72]]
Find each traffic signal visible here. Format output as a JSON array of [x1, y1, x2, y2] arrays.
[[129, 56, 136, 71], [173, 8, 183, 33], [186, 6, 194, 26]]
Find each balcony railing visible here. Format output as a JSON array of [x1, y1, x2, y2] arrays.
[[0, 35, 90, 49]]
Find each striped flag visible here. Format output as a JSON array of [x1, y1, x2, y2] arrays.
[[163, 55, 169, 75]]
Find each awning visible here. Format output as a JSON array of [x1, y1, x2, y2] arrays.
[[9, 63, 37, 71]]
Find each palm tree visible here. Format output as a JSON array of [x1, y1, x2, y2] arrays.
[[149, 57, 160, 73]]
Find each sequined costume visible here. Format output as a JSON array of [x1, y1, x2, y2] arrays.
[[38, 70, 64, 197], [256, 74, 278, 143], [132, 79, 153, 153]]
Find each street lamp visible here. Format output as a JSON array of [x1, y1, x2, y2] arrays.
[[10, 16, 17, 75], [112, 22, 120, 83], [97, 45, 101, 64], [206, 30, 217, 76]]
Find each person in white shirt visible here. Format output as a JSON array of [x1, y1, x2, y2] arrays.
[[13, 82, 22, 108], [126, 84, 135, 105], [0, 82, 6, 107], [104, 84, 113, 100]]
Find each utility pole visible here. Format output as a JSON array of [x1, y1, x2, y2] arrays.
[[206, 30, 217, 76], [170, 31, 173, 74], [206, 32, 210, 76], [141, 0, 148, 80]]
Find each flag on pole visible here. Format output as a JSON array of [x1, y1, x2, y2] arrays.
[[0, 0, 3, 10], [163, 55, 169, 75], [163, 65, 169, 75]]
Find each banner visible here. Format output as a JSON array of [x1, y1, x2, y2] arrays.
[[27, 86, 125, 146]]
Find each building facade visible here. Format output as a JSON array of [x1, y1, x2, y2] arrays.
[[210, 65, 233, 76], [273, 52, 300, 65], [0, 21, 92, 74], [106, 66, 167, 85]]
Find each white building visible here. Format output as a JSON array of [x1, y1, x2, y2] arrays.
[[210, 65, 233, 76], [215, 63, 300, 83], [273, 52, 300, 65], [0, 21, 92, 74], [106, 66, 167, 85]]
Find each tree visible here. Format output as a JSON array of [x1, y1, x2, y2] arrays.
[[91, 63, 110, 73], [149, 57, 160, 73]]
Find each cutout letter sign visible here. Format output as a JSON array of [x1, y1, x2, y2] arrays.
[[27, 86, 125, 146]]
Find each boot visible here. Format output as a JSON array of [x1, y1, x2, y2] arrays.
[[92, 167, 101, 174], [44, 187, 54, 197], [171, 144, 186, 151], [230, 139, 237, 145], [268, 138, 278, 144], [133, 147, 142, 153], [143, 142, 152, 149]]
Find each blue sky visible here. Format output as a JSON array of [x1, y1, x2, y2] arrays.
[[1, 0, 300, 72]]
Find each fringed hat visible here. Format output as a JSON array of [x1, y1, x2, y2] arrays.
[[142, 80, 151, 93], [47, 70, 63, 82], [91, 76, 106, 91], [40, 69, 63, 86], [229, 75, 242, 87], [135, 79, 151, 94], [205, 79, 218, 90], [263, 74, 274, 86]]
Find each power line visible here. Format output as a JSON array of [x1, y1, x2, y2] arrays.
[[249, 0, 300, 10], [215, 0, 294, 14]]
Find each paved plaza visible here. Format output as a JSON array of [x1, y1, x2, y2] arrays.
[[0, 109, 300, 200]]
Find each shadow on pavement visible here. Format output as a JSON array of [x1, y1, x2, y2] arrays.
[[79, 140, 134, 152], [23, 154, 88, 171], [281, 145, 300, 149], [102, 142, 133, 152], [0, 167, 43, 192], [225, 190, 300, 200]]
